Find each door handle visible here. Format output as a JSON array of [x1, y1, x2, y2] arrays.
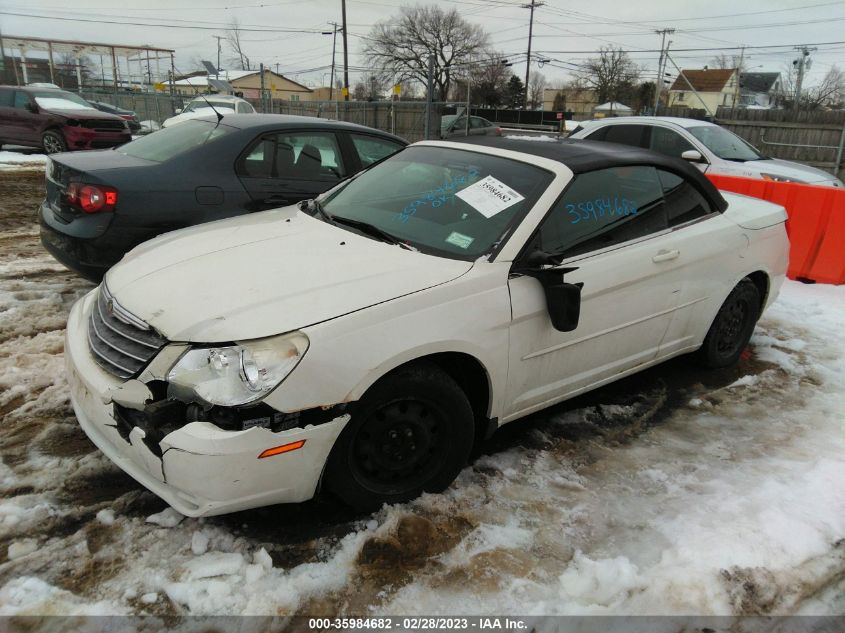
[[652, 249, 680, 263]]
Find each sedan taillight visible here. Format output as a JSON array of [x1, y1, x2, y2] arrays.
[[67, 183, 118, 213]]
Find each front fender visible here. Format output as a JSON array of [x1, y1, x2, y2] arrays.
[[263, 262, 513, 420]]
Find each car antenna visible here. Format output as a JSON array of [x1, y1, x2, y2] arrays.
[[198, 93, 224, 124], [174, 64, 225, 125]]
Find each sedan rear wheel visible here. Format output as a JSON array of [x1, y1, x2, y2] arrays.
[[694, 279, 761, 368], [325, 363, 475, 511], [42, 130, 67, 154]]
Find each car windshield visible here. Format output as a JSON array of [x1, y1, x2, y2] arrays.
[[116, 120, 232, 162], [32, 90, 94, 111], [320, 145, 554, 260], [185, 100, 236, 113], [687, 125, 765, 161]]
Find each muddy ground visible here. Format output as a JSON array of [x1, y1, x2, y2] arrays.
[[0, 168, 843, 618]]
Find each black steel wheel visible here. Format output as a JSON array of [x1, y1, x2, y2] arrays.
[[694, 279, 762, 368], [42, 130, 67, 154], [325, 363, 475, 511]]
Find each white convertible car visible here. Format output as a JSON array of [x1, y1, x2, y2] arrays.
[[66, 137, 789, 516]]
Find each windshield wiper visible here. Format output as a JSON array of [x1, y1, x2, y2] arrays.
[[331, 215, 416, 250], [299, 198, 334, 224]]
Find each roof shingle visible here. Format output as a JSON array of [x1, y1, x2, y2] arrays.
[[669, 68, 735, 93]]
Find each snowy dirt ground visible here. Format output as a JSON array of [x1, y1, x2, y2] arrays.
[[0, 166, 844, 618]]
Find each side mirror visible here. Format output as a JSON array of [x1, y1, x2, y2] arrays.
[[517, 251, 583, 332], [681, 149, 706, 163]]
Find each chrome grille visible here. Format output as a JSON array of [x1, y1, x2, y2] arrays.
[[87, 285, 167, 379]]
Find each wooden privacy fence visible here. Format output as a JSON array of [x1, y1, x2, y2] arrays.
[[261, 100, 438, 143]]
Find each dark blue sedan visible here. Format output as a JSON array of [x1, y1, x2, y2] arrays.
[[39, 114, 407, 280]]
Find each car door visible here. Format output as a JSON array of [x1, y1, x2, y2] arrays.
[[647, 126, 711, 174], [504, 165, 685, 421], [236, 130, 347, 210], [652, 169, 749, 356], [0, 89, 14, 141], [12, 91, 41, 145], [469, 117, 489, 136]]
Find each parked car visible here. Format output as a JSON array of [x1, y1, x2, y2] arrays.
[[65, 136, 788, 516], [0, 85, 131, 154], [441, 114, 502, 138], [39, 114, 407, 280], [88, 100, 142, 133], [568, 117, 844, 187], [162, 95, 255, 128]]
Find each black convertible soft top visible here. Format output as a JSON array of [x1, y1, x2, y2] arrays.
[[448, 136, 728, 212]]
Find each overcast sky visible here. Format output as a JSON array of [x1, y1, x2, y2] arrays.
[[1, 0, 843, 90]]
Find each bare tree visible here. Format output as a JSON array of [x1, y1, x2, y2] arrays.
[[466, 51, 510, 106], [227, 19, 251, 71], [805, 65, 845, 108], [55, 53, 95, 88], [528, 71, 546, 109], [710, 53, 746, 74], [782, 63, 844, 109], [353, 70, 390, 100], [364, 4, 489, 101], [576, 46, 640, 104]]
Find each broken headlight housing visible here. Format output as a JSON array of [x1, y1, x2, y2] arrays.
[[166, 333, 309, 407]]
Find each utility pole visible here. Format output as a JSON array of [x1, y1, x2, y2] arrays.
[[732, 46, 745, 112], [341, 0, 350, 100], [792, 46, 816, 114], [652, 28, 674, 115], [521, 0, 543, 110], [213, 35, 223, 78], [323, 22, 340, 101]]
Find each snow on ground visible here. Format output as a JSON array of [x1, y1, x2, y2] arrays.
[[0, 168, 843, 616], [0, 150, 47, 172]]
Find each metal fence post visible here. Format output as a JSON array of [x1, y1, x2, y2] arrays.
[[836, 123, 845, 180], [424, 55, 434, 140]]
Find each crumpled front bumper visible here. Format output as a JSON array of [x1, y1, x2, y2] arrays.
[[65, 290, 348, 517]]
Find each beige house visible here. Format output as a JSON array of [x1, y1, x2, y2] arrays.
[[668, 68, 738, 114], [173, 69, 313, 101], [542, 87, 598, 119]]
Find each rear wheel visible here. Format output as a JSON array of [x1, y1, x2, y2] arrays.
[[42, 130, 67, 154], [694, 279, 761, 368], [325, 363, 475, 511]]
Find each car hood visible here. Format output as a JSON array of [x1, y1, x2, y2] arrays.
[[45, 107, 127, 121], [742, 158, 838, 184], [104, 208, 474, 343], [163, 108, 236, 127]]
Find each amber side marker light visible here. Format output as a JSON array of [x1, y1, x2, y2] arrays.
[[258, 439, 306, 459]]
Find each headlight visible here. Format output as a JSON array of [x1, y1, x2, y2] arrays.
[[760, 173, 806, 184], [167, 332, 309, 406]]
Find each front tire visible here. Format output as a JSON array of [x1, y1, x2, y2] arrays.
[[42, 130, 67, 154], [694, 279, 761, 368], [325, 364, 475, 512]]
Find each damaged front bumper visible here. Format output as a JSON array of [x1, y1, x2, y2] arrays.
[[65, 290, 348, 517]]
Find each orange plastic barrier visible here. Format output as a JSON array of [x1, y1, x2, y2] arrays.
[[706, 174, 845, 284]]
